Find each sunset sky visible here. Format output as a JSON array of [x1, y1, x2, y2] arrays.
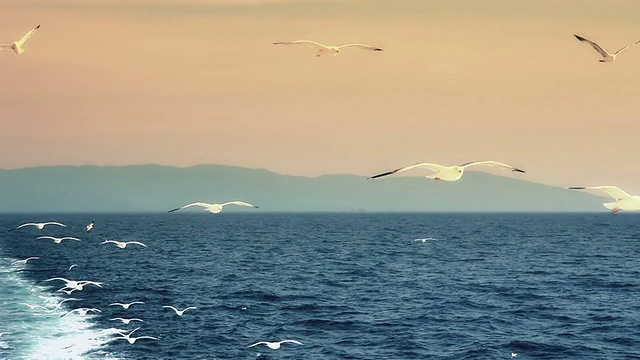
[[1, 0, 639, 191]]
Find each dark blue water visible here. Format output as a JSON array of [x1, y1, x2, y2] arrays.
[[1, 213, 639, 359]]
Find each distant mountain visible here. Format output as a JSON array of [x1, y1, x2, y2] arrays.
[[0, 164, 606, 213]]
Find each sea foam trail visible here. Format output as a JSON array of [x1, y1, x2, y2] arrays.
[[0, 262, 121, 360]]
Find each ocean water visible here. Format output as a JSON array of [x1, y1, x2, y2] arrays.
[[0, 213, 638, 360]]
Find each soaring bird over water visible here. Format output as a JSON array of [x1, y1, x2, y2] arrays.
[[10, 222, 66, 231], [368, 161, 525, 182], [567, 186, 640, 214], [248, 340, 303, 349], [273, 40, 383, 57], [0, 25, 40, 55], [574, 34, 640, 62], [168, 201, 258, 214]]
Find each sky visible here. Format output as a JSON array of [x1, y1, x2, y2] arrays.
[[1, 0, 639, 192]]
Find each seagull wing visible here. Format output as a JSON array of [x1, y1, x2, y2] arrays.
[[568, 186, 633, 200], [281, 340, 303, 345], [336, 43, 383, 51], [221, 201, 258, 208], [168, 202, 212, 213], [248, 341, 267, 348], [184, 306, 197, 311], [62, 237, 81, 241], [16, 25, 40, 47], [162, 306, 178, 312], [273, 40, 330, 50], [0, 44, 13, 50], [368, 163, 443, 179], [44, 222, 67, 227], [15, 223, 37, 229], [37, 236, 56, 241], [127, 241, 147, 247], [459, 160, 525, 173], [574, 34, 610, 58], [614, 39, 640, 55]]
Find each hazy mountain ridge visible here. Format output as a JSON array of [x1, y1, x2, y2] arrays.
[[0, 164, 605, 213]]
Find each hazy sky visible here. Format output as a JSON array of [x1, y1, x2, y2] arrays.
[[1, 0, 639, 191]]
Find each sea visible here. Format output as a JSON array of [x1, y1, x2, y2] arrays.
[[0, 213, 638, 360]]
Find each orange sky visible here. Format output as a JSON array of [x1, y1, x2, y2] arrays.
[[0, 0, 639, 191]]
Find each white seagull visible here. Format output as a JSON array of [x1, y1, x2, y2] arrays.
[[248, 340, 304, 349], [61, 308, 101, 317], [10, 257, 39, 265], [274, 40, 383, 57], [567, 186, 640, 214], [0, 25, 40, 56], [162, 306, 197, 316], [101, 240, 147, 249], [114, 327, 158, 344], [369, 161, 525, 182], [86, 222, 94, 232], [108, 302, 144, 310], [414, 237, 437, 242], [19, 303, 49, 311], [37, 236, 81, 244], [511, 353, 517, 358], [110, 317, 144, 324], [68, 264, 77, 271], [168, 201, 259, 214], [46, 277, 103, 292], [10, 222, 66, 231], [574, 34, 640, 62]]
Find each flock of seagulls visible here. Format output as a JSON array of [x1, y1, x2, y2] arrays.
[[2, 17, 638, 360]]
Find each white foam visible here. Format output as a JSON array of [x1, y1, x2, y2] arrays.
[[0, 263, 121, 360]]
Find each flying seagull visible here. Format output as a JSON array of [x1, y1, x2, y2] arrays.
[[0, 25, 40, 55], [512, 353, 517, 358], [86, 222, 94, 232], [162, 306, 197, 317], [114, 327, 158, 344], [10, 257, 39, 266], [567, 186, 640, 214], [108, 302, 144, 310], [168, 201, 258, 214], [248, 340, 303, 349], [37, 236, 81, 244], [368, 161, 525, 181], [101, 240, 147, 248], [574, 34, 640, 62], [273, 40, 382, 57], [68, 264, 77, 271], [10, 222, 66, 231], [110, 317, 144, 324]]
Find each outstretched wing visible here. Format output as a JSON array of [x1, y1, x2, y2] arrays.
[[614, 39, 640, 55], [574, 34, 609, 58], [282, 339, 303, 345], [568, 186, 632, 200], [221, 201, 258, 208], [336, 43, 383, 51], [248, 342, 267, 348], [16, 25, 40, 47], [368, 163, 443, 179], [168, 202, 211, 213], [459, 160, 525, 173], [127, 241, 147, 247], [273, 40, 330, 50]]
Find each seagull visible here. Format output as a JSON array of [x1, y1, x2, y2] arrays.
[[511, 353, 517, 358], [162, 306, 197, 316], [168, 201, 259, 214], [273, 40, 382, 57], [574, 34, 640, 62], [369, 161, 525, 181], [61, 308, 101, 317], [567, 186, 640, 214], [248, 340, 303, 349], [414, 237, 437, 242], [114, 328, 158, 344], [101, 240, 147, 248], [0, 25, 40, 56], [19, 303, 49, 311], [68, 264, 77, 271], [10, 222, 66, 231], [37, 236, 81, 244], [110, 317, 144, 324], [108, 302, 144, 310], [86, 222, 94, 232], [46, 278, 103, 291], [10, 257, 39, 265]]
